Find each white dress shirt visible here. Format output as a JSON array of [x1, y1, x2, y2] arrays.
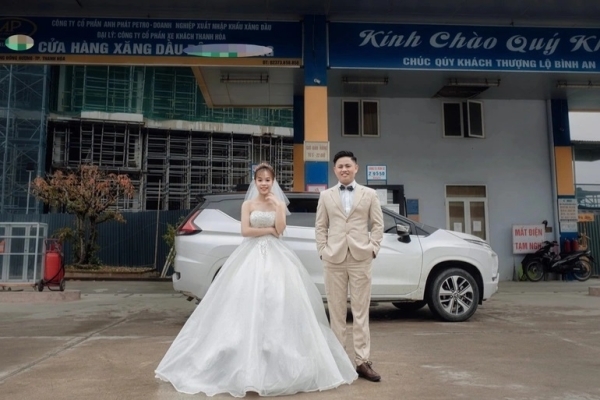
[[339, 181, 356, 215]]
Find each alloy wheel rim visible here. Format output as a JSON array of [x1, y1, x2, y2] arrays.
[[438, 275, 474, 315]]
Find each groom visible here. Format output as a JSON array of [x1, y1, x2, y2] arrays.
[[315, 150, 384, 382]]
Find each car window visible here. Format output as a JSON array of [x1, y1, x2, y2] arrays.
[[383, 212, 398, 233], [208, 198, 244, 220], [287, 198, 318, 228], [378, 210, 412, 234]]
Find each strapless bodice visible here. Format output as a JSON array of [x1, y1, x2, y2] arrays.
[[250, 211, 276, 228]]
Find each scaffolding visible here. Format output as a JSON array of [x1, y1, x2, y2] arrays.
[[0, 65, 49, 214], [275, 138, 294, 189], [251, 135, 294, 188], [50, 119, 294, 211], [45, 64, 296, 211], [51, 120, 143, 210], [143, 130, 290, 210]]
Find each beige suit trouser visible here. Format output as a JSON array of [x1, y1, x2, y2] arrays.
[[323, 250, 372, 366]]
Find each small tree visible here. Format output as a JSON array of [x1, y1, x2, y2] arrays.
[[163, 216, 186, 250], [30, 165, 135, 268]]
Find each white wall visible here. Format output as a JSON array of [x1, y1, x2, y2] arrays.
[[328, 97, 555, 280]]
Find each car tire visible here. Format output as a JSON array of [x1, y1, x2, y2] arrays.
[[392, 300, 427, 313], [427, 268, 479, 322]]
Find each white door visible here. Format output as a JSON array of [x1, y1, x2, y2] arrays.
[[447, 198, 488, 241]]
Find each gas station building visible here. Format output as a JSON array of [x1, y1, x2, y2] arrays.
[[2, 2, 600, 280]]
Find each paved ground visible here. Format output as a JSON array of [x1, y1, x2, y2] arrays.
[[1, 280, 599, 400]]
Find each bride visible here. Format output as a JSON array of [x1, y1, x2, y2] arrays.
[[155, 162, 358, 397]]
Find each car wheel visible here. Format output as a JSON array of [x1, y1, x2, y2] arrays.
[[392, 300, 427, 313], [427, 268, 479, 322]]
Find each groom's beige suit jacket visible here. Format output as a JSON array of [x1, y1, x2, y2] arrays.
[[315, 184, 384, 265]]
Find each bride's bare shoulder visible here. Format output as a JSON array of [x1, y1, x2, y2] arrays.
[[242, 200, 255, 212]]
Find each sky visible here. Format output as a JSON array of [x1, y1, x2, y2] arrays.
[[569, 112, 600, 185]]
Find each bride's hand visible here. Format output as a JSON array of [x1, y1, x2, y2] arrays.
[[265, 193, 282, 207], [270, 227, 279, 237]]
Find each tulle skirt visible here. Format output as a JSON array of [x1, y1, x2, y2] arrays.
[[155, 235, 358, 397]]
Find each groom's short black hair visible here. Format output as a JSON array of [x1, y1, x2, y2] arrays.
[[333, 150, 357, 164]]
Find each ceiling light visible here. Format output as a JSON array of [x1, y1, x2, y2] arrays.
[[342, 77, 389, 85], [447, 78, 500, 87], [220, 73, 269, 84], [557, 80, 600, 89]]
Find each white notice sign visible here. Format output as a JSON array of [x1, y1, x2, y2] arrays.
[[304, 141, 329, 162], [367, 165, 387, 181], [558, 198, 578, 233], [558, 198, 578, 221], [560, 221, 578, 233], [376, 189, 387, 205], [512, 224, 545, 254]]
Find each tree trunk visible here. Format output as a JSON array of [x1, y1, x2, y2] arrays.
[[75, 215, 86, 265], [84, 220, 98, 265]]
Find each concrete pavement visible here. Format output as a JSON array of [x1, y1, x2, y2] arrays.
[[1, 280, 599, 400]]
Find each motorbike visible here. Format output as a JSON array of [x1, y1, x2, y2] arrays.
[[522, 240, 594, 282]]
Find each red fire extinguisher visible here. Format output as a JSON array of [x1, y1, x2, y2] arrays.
[[563, 238, 571, 254], [37, 239, 65, 292], [571, 238, 579, 252]]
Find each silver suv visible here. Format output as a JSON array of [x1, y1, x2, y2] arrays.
[[172, 192, 499, 322]]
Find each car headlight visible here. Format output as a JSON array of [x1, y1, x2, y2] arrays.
[[464, 238, 492, 250]]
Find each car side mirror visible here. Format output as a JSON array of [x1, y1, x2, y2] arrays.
[[396, 224, 410, 235], [396, 224, 411, 243]]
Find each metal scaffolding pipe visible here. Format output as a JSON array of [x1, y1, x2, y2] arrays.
[[1, 66, 13, 213]]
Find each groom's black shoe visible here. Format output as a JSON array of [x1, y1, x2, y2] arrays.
[[356, 362, 381, 382]]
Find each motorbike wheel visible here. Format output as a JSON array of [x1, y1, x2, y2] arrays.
[[525, 259, 545, 282], [572, 257, 593, 282]]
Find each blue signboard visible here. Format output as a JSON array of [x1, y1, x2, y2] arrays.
[[0, 16, 302, 66], [329, 22, 600, 72], [406, 199, 419, 216]]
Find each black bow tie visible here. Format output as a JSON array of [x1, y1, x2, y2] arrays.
[[340, 185, 354, 192]]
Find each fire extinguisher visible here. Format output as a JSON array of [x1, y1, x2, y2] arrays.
[[571, 238, 579, 252], [37, 239, 66, 292], [563, 237, 571, 253]]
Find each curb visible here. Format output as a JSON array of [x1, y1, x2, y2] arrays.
[[0, 289, 81, 303], [65, 272, 170, 281]]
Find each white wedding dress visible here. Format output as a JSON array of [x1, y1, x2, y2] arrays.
[[155, 211, 358, 397]]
